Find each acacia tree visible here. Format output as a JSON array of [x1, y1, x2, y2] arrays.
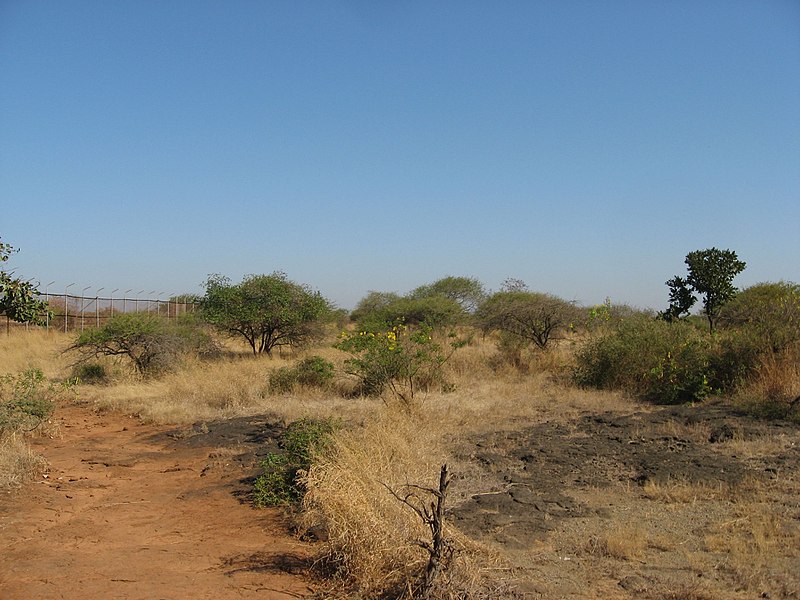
[[476, 291, 579, 350], [0, 238, 50, 325], [663, 248, 746, 332], [409, 276, 487, 313], [67, 312, 204, 375], [201, 272, 330, 355]]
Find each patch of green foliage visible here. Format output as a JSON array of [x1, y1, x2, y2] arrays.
[[0, 238, 50, 325], [70, 362, 108, 385], [268, 355, 335, 394], [68, 312, 217, 377], [252, 418, 339, 507], [0, 368, 71, 433], [336, 323, 463, 403], [573, 317, 715, 404]]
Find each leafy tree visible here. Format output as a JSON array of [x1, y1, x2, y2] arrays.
[[663, 248, 746, 332], [201, 272, 330, 355], [352, 294, 463, 332], [409, 276, 487, 313], [0, 238, 50, 325], [476, 291, 580, 350], [350, 291, 402, 325], [660, 276, 697, 322]]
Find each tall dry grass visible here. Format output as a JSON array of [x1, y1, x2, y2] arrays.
[[733, 345, 800, 421], [0, 329, 73, 379], [0, 431, 48, 489], [301, 404, 510, 599], [298, 336, 637, 598], [0, 329, 72, 490]]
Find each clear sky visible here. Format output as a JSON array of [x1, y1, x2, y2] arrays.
[[2, 1, 799, 310]]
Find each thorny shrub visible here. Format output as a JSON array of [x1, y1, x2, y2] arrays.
[[335, 323, 464, 405]]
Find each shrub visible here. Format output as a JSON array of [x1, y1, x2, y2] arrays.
[[70, 362, 108, 385], [718, 281, 800, 352], [585, 298, 651, 332], [0, 368, 63, 433], [67, 312, 215, 376], [268, 355, 335, 394], [476, 290, 581, 350], [268, 367, 298, 394], [335, 323, 463, 404], [253, 418, 339, 507], [356, 296, 465, 332], [573, 317, 713, 404]]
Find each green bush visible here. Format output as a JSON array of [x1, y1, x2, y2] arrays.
[[335, 323, 463, 403], [718, 281, 800, 352], [253, 418, 339, 507], [269, 355, 335, 394], [268, 367, 298, 394], [354, 295, 465, 332], [70, 362, 108, 385], [476, 291, 581, 350], [573, 317, 714, 404], [68, 313, 216, 376], [0, 368, 65, 432], [295, 356, 335, 387]]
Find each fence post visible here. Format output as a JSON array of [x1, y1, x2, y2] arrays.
[[65, 284, 74, 333]]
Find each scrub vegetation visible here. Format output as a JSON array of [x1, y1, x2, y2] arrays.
[[3, 255, 800, 598]]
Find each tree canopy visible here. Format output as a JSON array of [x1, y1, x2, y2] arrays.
[[0, 238, 50, 325], [201, 272, 330, 355], [408, 276, 487, 313], [663, 248, 746, 332], [476, 291, 580, 350]]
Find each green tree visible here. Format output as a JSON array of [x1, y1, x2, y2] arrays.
[[476, 291, 580, 350], [409, 276, 487, 313], [350, 291, 402, 325], [350, 291, 463, 332], [660, 276, 697, 322], [663, 248, 746, 332], [0, 238, 50, 325], [201, 272, 330, 355]]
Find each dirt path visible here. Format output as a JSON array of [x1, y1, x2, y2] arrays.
[[0, 403, 315, 600]]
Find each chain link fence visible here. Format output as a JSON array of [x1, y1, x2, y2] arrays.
[[4, 292, 197, 334]]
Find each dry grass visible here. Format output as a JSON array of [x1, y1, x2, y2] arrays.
[[583, 525, 648, 561], [0, 330, 71, 491], [702, 489, 800, 596], [0, 431, 48, 489], [640, 478, 741, 504], [301, 405, 508, 598], [76, 352, 378, 425], [4, 328, 800, 598], [0, 329, 73, 379], [733, 345, 800, 421]]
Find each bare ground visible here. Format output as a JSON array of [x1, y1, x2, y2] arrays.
[[2, 397, 799, 599], [449, 400, 800, 599], [0, 403, 315, 600]]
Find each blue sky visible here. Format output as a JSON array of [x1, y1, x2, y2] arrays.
[[2, 1, 798, 309]]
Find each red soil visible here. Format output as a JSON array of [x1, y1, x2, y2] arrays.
[[0, 404, 314, 600]]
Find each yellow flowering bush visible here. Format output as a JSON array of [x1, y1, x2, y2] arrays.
[[335, 323, 462, 404]]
